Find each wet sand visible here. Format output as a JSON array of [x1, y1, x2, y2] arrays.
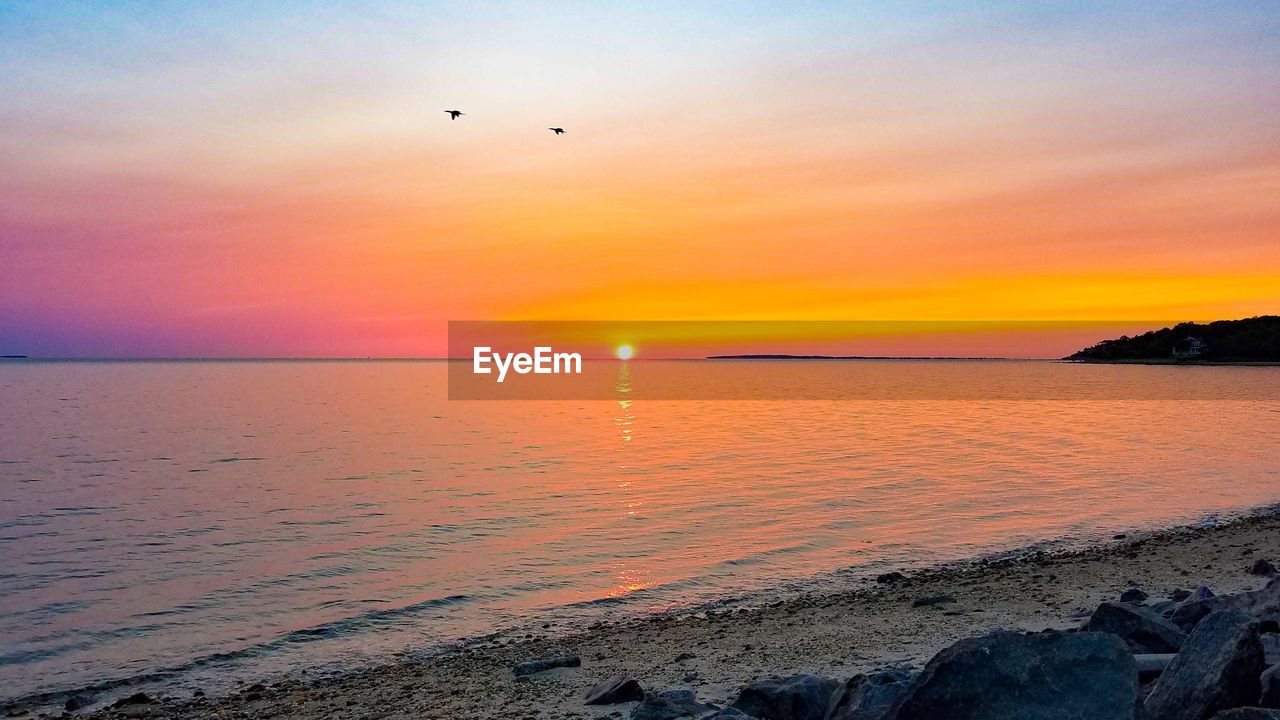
[[36, 508, 1280, 719]]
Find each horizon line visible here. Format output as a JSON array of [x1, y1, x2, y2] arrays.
[[2, 355, 1054, 362]]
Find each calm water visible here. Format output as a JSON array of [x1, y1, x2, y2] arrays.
[[2, 360, 1279, 704]]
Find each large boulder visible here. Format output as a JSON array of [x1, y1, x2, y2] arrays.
[[1173, 580, 1280, 634], [1260, 665, 1280, 709], [1210, 710, 1280, 720], [631, 689, 718, 720], [1175, 597, 1229, 632], [1086, 601, 1187, 653], [826, 669, 914, 720], [885, 630, 1141, 720], [706, 709, 760, 719], [585, 675, 645, 705], [1145, 611, 1266, 720], [729, 674, 839, 720]]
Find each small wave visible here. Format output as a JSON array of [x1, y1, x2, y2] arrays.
[[0, 593, 473, 707]]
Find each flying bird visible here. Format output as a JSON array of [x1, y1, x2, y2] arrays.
[[548, 127, 565, 135], [445, 110, 464, 120]]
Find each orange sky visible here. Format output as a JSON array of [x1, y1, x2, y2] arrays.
[[1, 2, 1277, 357]]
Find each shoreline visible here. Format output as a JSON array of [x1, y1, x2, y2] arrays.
[[18, 504, 1280, 719]]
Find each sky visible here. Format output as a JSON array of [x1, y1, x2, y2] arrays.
[[1, 1, 1278, 358]]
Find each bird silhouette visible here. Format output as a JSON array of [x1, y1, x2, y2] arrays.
[[548, 127, 565, 135], [445, 110, 465, 120]]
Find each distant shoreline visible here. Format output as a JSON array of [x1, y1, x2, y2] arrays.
[[706, 354, 1012, 361]]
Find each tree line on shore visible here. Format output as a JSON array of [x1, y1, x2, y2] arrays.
[[1068, 316, 1280, 362]]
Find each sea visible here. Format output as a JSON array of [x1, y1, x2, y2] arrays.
[[2, 359, 1278, 705]]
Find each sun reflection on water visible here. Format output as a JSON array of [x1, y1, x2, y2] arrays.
[[606, 360, 652, 598]]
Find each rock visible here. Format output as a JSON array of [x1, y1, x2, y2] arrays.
[[631, 689, 718, 720], [1145, 611, 1265, 720], [729, 674, 839, 720], [1260, 665, 1280, 708], [886, 630, 1140, 720], [1134, 654, 1176, 682], [1172, 590, 1193, 602], [1121, 588, 1149, 603], [1252, 560, 1278, 577], [706, 709, 759, 719], [63, 694, 93, 712], [875, 572, 907, 584], [1210, 710, 1280, 720], [1173, 581, 1280, 634], [911, 595, 956, 608], [513, 654, 581, 676], [1085, 601, 1186, 653], [1174, 599, 1222, 632], [110, 693, 155, 709], [585, 676, 645, 705], [826, 669, 914, 720], [1262, 633, 1280, 665]]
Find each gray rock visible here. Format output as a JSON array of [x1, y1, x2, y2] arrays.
[[1252, 560, 1277, 577], [1175, 598, 1228, 632], [729, 674, 839, 720], [1210, 710, 1280, 720], [826, 669, 914, 720], [1145, 610, 1265, 720], [706, 709, 759, 719], [1121, 588, 1149, 603], [585, 675, 645, 705], [875, 572, 907, 584], [64, 694, 94, 712], [1173, 581, 1280, 634], [886, 630, 1140, 720], [1260, 665, 1280, 709], [513, 654, 581, 676], [1086, 601, 1186, 653], [631, 689, 717, 720], [1172, 589, 1194, 602]]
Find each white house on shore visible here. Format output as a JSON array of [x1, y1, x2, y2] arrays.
[[1172, 336, 1206, 358]]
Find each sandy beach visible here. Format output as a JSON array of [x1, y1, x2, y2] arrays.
[[24, 507, 1275, 719]]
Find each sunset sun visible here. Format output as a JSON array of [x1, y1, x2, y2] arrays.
[[615, 344, 634, 360]]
